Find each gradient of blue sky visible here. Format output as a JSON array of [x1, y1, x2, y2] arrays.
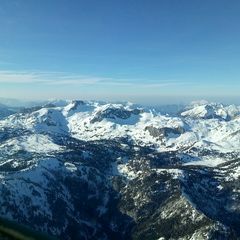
[[0, 0, 239, 104]]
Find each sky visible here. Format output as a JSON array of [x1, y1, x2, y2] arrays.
[[0, 0, 239, 104]]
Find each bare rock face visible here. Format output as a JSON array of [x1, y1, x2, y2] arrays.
[[90, 106, 142, 123], [145, 126, 185, 139]]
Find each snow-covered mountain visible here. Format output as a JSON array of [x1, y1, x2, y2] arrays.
[[181, 101, 240, 120], [0, 100, 239, 239]]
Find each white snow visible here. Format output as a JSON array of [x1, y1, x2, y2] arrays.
[[0, 134, 63, 154], [184, 157, 226, 167], [0, 100, 239, 167], [64, 162, 77, 172]]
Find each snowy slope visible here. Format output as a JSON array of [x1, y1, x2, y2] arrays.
[[1, 100, 239, 165]]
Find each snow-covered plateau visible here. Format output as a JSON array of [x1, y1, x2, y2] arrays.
[[0, 100, 239, 239]]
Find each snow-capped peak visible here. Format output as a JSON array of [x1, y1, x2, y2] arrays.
[[181, 102, 240, 120]]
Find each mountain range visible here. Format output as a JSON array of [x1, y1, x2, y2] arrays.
[[0, 99, 239, 239]]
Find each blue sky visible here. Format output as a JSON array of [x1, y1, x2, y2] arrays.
[[0, 0, 239, 104]]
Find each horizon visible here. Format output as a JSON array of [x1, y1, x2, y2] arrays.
[[0, 96, 239, 108], [0, 1, 240, 102]]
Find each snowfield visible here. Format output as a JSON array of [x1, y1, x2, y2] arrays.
[[1, 100, 239, 166]]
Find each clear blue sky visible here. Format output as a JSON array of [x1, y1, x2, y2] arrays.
[[0, 0, 239, 104]]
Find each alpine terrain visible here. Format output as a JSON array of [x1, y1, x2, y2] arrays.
[[0, 99, 239, 240]]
